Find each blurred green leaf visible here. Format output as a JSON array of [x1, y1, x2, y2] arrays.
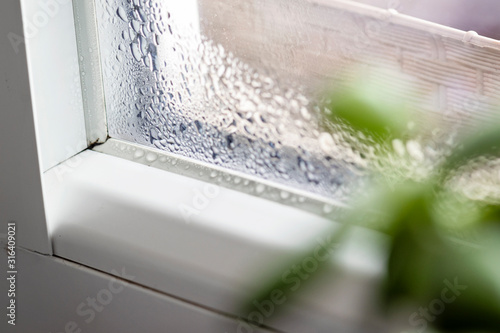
[[442, 123, 500, 176], [376, 183, 500, 331], [239, 222, 349, 321], [247, 77, 500, 333], [326, 83, 410, 143]]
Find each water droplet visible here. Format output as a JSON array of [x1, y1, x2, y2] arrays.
[[134, 149, 145, 159], [280, 191, 290, 200], [392, 139, 406, 156], [463, 30, 478, 43], [130, 42, 142, 62], [117, 7, 128, 22], [146, 152, 157, 162], [406, 140, 424, 162], [387, 8, 398, 15], [131, 20, 142, 33], [255, 184, 265, 194], [319, 132, 334, 154], [300, 107, 311, 120]]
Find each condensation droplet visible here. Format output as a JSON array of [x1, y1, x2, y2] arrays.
[[255, 184, 265, 194], [392, 139, 406, 157], [134, 149, 145, 159], [406, 140, 424, 162], [280, 191, 290, 200], [117, 7, 128, 22], [130, 43, 142, 62], [463, 30, 478, 43], [146, 152, 157, 162], [300, 107, 311, 120], [319, 132, 334, 154]]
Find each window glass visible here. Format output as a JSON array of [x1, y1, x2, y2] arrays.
[[94, 0, 500, 201], [95, 0, 372, 201]]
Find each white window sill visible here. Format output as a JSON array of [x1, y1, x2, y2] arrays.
[[44, 149, 387, 332]]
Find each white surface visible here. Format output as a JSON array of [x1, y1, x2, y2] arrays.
[[0, 0, 52, 254], [44, 150, 387, 332], [21, 0, 87, 171]]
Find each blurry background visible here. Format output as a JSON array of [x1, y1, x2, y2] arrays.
[[352, 0, 500, 40]]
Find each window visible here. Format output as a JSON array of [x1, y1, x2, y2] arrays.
[[83, 0, 500, 210], [5, 0, 500, 332], [93, 0, 363, 203]]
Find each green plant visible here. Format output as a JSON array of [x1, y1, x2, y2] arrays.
[[244, 81, 500, 332]]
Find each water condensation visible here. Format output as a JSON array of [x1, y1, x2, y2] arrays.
[[94, 0, 371, 200], [94, 0, 468, 201]]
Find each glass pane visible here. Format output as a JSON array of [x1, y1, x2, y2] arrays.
[[94, 0, 500, 201]]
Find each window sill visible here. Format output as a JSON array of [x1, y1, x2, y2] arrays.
[[44, 149, 387, 332]]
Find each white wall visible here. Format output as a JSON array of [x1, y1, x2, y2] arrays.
[[0, 241, 275, 333]]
